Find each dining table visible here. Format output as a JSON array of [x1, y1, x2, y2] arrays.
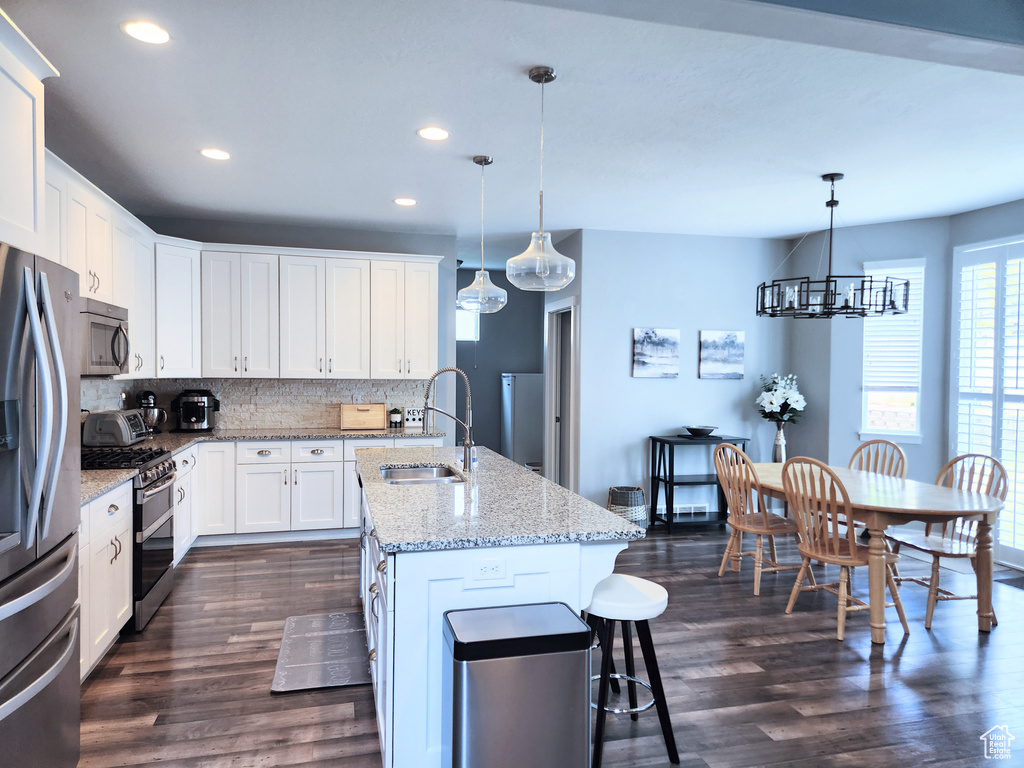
[[752, 462, 1004, 645]]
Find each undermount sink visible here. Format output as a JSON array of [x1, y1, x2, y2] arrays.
[[381, 465, 464, 485]]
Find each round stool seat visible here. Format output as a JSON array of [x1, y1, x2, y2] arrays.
[[586, 574, 668, 622]]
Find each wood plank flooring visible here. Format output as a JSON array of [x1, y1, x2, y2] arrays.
[[79, 531, 1024, 767]]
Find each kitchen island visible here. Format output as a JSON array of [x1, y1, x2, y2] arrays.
[[355, 445, 644, 768]]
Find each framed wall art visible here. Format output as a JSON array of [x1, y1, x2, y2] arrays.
[[699, 330, 744, 379], [632, 328, 680, 378]]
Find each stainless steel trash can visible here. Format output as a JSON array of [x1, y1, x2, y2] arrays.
[[442, 602, 592, 768]]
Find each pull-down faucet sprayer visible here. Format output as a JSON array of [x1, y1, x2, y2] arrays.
[[422, 367, 475, 472]]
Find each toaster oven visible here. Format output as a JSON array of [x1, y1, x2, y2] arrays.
[[81, 298, 130, 376]]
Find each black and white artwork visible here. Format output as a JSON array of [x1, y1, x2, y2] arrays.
[[632, 328, 680, 378], [699, 330, 745, 379]]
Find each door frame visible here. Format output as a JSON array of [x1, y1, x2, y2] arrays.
[[544, 296, 580, 492]]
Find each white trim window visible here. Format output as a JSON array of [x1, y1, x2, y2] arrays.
[[455, 308, 479, 342], [861, 259, 926, 438], [952, 238, 1024, 567]]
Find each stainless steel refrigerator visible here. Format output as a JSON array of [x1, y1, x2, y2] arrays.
[[500, 373, 543, 467], [0, 245, 81, 766]]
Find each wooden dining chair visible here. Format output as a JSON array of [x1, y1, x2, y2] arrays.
[[848, 439, 907, 478], [713, 444, 805, 596], [782, 457, 910, 640], [886, 454, 1009, 629]]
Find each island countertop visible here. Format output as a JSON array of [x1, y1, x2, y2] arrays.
[[355, 445, 645, 553]]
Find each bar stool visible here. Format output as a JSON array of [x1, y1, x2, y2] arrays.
[[586, 574, 680, 768]]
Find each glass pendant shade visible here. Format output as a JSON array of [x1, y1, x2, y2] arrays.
[[457, 270, 507, 313], [506, 232, 575, 291]]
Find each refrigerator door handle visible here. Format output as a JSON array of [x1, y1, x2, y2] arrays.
[[37, 272, 69, 540], [0, 539, 75, 623], [0, 613, 78, 723], [21, 267, 53, 549]]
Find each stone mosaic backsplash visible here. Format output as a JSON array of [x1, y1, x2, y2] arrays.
[[82, 378, 429, 430]]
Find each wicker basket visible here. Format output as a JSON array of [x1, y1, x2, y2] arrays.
[[606, 486, 648, 525]]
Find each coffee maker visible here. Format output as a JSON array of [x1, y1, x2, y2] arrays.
[[136, 390, 167, 434], [170, 389, 220, 432]]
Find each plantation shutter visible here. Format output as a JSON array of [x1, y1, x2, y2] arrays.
[[862, 259, 925, 433]]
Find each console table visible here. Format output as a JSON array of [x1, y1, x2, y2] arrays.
[[648, 434, 750, 532]]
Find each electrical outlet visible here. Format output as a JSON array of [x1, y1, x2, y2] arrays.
[[473, 558, 506, 581]]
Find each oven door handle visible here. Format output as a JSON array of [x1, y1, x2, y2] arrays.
[[137, 508, 173, 545], [141, 474, 176, 500]]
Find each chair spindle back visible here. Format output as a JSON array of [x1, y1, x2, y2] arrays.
[[714, 443, 769, 526], [782, 457, 858, 559], [929, 454, 1009, 539], [848, 439, 907, 478]]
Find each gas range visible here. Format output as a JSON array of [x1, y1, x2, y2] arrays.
[[81, 446, 175, 488]]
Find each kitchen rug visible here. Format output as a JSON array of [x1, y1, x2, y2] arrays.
[[271, 611, 371, 693]]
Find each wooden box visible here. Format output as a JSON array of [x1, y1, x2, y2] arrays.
[[340, 403, 386, 430]]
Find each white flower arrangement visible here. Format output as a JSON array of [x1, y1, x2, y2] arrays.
[[755, 373, 806, 423]]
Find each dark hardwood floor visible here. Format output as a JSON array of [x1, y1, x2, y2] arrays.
[[79, 531, 1024, 767]]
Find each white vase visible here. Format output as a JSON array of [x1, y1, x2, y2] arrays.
[[773, 422, 787, 463]]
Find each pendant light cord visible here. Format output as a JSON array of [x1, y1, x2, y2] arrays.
[[480, 161, 486, 272], [539, 79, 545, 233]]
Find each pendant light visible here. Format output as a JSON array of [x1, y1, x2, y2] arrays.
[[506, 66, 576, 292], [457, 156, 508, 313], [755, 173, 909, 318]]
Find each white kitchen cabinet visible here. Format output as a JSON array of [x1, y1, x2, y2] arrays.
[[291, 462, 346, 530], [173, 446, 198, 564], [0, 19, 55, 255], [326, 258, 370, 378], [80, 481, 133, 678], [112, 217, 156, 378], [280, 255, 326, 378], [196, 442, 236, 536], [66, 176, 114, 302], [155, 241, 202, 377], [370, 260, 437, 379], [202, 251, 279, 378], [393, 437, 444, 448], [44, 174, 66, 265], [343, 461, 361, 528], [236, 462, 291, 533]]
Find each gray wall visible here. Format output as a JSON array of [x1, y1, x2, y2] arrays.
[[575, 229, 789, 505], [455, 271, 545, 453]]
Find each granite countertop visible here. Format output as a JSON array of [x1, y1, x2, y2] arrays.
[[356, 446, 646, 553], [80, 428, 447, 505]]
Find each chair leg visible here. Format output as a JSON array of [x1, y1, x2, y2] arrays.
[[592, 618, 616, 768], [785, 558, 809, 614], [886, 564, 910, 636], [635, 620, 680, 765], [753, 534, 764, 596], [718, 529, 738, 577], [731, 532, 742, 572], [890, 541, 902, 580], [970, 556, 998, 626], [925, 557, 941, 630], [836, 565, 849, 641], [621, 621, 639, 721], [767, 534, 778, 565]]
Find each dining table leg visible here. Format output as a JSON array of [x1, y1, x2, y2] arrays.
[[867, 523, 888, 645], [976, 514, 996, 632]]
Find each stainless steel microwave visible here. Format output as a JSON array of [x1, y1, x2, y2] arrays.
[[81, 298, 130, 376]]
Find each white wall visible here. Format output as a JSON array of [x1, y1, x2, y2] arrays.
[[574, 229, 789, 505]]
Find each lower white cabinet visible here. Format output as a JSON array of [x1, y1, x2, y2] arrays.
[[292, 462, 346, 530], [79, 481, 133, 679], [172, 447, 197, 565], [196, 442, 236, 535], [236, 461, 291, 533]]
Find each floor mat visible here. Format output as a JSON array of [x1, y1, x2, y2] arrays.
[[271, 611, 371, 693], [995, 575, 1024, 590]]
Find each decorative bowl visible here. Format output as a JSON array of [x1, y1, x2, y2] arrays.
[[682, 426, 716, 437]]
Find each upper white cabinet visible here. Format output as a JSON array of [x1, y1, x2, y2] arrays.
[[202, 251, 279, 378], [112, 216, 156, 378], [280, 255, 371, 379], [370, 260, 437, 378], [0, 18, 56, 255], [65, 175, 114, 302], [155, 242, 202, 377]]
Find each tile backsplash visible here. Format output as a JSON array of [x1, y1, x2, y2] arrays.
[[82, 378, 428, 430]]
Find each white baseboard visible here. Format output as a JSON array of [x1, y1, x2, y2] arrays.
[[191, 528, 359, 548]]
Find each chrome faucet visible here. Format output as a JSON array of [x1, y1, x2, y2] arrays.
[[423, 367, 475, 472]]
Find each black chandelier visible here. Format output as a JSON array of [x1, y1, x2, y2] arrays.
[[756, 173, 909, 319]]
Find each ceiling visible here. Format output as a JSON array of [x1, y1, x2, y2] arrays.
[[6, 0, 1024, 265]]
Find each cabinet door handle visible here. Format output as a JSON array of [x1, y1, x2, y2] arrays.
[[95, 272, 101, 293], [160, 355, 165, 371], [368, 649, 377, 663], [311, 449, 324, 455], [376, 559, 387, 574], [370, 592, 380, 619], [368, 582, 377, 594], [328, 358, 332, 373], [359, 530, 367, 550], [110, 537, 118, 564], [244, 356, 248, 372], [319, 357, 324, 373], [257, 449, 271, 456], [293, 469, 298, 485], [283, 470, 288, 485], [407, 360, 411, 374], [108, 503, 118, 515], [234, 356, 238, 372], [369, 528, 376, 539], [397, 358, 402, 373]]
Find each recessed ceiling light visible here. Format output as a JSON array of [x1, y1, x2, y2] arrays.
[[200, 148, 231, 161], [123, 21, 170, 45], [393, 198, 417, 207], [416, 126, 449, 141]]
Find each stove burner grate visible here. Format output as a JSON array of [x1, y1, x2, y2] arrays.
[[81, 446, 172, 470]]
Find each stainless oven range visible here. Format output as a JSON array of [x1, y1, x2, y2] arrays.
[[81, 446, 176, 631]]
